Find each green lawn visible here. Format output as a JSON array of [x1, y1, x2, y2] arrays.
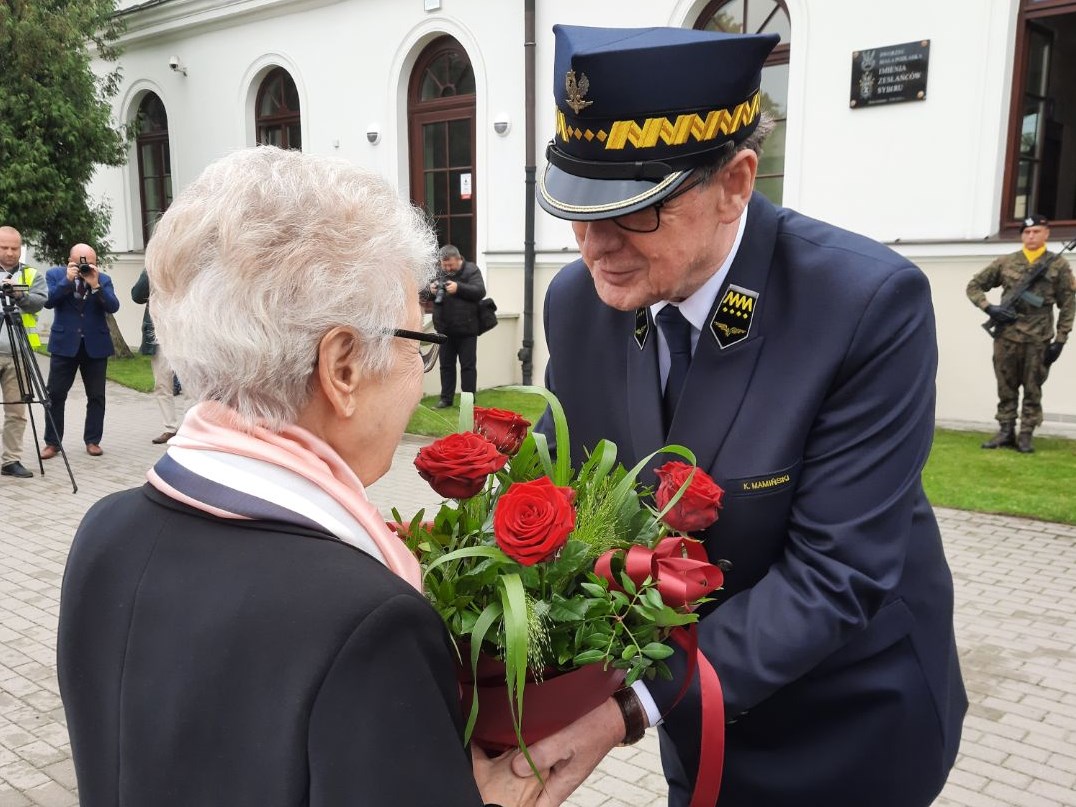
[[106, 354, 154, 392], [923, 429, 1076, 524], [410, 389, 548, 437], [97, 358, 1076, 525], [36, 349, 154, 392]]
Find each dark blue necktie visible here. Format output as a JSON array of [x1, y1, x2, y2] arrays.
[[656, 305, 693, 430]]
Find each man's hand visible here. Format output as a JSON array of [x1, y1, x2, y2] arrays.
[[985, 303, 1017, 324], [509, 697, 624, 807], [445, 280, 458, 295], [473, 745, 547, 807], [1045, 342, 1064, 366], [65, 263, 79, 282]]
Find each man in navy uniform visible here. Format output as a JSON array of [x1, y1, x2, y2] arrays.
[[513, 25, 966, 807]]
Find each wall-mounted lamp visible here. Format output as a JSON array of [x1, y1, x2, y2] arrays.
[[492, 114, 511, 136], [366, 124, 381, 145], [168, 55, 187, 76]]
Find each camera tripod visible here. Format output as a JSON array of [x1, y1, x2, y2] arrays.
[[0, 284, 77, 493]]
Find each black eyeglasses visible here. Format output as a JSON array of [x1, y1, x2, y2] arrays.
[[609, 173, 711, 234], [392, 328, 447, 372]]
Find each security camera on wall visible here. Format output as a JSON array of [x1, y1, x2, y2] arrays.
[[168, 56, 186, 75]]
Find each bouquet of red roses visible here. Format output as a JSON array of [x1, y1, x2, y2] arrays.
[[395, 387, 725, 753]]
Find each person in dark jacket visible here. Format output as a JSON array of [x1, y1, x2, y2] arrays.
[[426, 244, 485, 407], [510, 25, 965, 807], [41, 244, 120, 457], [131, 268, 181, 444], [57, 147, 544, 807]]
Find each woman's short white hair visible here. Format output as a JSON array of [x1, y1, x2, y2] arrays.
[[146, 146, 437, 429]]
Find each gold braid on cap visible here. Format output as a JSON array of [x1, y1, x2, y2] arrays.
[[556, 91, 761, 151]]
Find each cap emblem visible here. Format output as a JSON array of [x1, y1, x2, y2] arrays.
[[565, 69, 594, 114]]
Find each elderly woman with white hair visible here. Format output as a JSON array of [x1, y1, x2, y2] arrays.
[[57, 147, 542, 807]]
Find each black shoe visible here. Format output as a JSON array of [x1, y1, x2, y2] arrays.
[[981, 423, 1016, 449], [1016, 433, 1035, 454], [434, 399, 452, 409], [1, 461, 33, 478]]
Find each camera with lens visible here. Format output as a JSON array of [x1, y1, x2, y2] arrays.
[[432, 279, 447, 305], [77, 255, 93, 276]]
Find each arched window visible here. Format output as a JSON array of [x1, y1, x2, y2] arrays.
[[1002, 1, 1076, 233], [135, 92, 172, 245], [408, 37, 477, 263], [695, 0, 791, 203], [255, 67, 302, 151]]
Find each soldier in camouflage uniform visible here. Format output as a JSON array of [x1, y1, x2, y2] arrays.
[[967, 214, 1075, 453]]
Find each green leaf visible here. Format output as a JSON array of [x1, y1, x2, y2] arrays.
[[503, 385, 571, 486], [459, 392, 475, 433], [572, 649, 607, 666], [531, 431, 556, 480], [580, 582, 608, 598], [608, 444, 698, 520], [423, 545, 509, 580], [641, 642, 675, 660], [548, 599, 589, 622], [499, 573, 529, 739], [644, 588, 666, 610], [462, 602, 503, 743]]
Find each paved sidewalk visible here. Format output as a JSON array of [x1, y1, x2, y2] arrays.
[[1, 378, 1075, 806]]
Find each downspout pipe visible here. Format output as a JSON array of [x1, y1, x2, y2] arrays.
[[519, 0, 536, 384]]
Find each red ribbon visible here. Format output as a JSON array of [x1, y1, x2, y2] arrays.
[[670, 627, 724, 807], [595, 540, 725, 806], [595, 536, 724, 608]]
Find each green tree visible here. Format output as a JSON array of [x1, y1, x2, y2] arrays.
[[0, 0, 128, 265]]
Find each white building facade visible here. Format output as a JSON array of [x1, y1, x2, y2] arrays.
[[91, 0, 1076, 426]]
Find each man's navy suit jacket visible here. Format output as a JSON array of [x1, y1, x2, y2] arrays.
[[541, 194, 967, 807], [44, 267, 120, 358]]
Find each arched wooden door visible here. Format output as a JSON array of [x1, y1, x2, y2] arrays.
[[408, 37, 477, 262]]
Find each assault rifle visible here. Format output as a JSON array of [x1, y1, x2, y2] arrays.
[[982, 236, 1076, 339]]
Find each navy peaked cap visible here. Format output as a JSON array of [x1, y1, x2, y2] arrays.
[[539, 24, 779, 221]]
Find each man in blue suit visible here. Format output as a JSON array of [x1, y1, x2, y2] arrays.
[[41, 244, 120, 458], [513, 25, 966, 807]]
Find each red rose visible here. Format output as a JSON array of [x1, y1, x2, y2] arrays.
[[415, 432, 508, 499], [474, 406, 531, 455], [493, 477, 576, 566], [654, 461, 724, 533]]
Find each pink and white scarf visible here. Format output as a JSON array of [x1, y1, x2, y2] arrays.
[[147, 401, 422, 591]]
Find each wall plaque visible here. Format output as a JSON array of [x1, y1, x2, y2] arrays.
[[850, 40, 930, 108]]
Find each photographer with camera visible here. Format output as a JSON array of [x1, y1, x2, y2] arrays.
[[423, 245, 485, 408], [41, 243, 120, 458], [0, 226, 46, 478]]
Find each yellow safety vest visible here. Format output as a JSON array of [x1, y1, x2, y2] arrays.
[[11, 266, 41, 348]]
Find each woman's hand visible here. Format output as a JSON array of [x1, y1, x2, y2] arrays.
[[472, 744, 546, 807]]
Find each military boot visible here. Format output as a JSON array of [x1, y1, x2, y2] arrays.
[[1016, 430, 1035, 454], [981, 422, 1016, 449]]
